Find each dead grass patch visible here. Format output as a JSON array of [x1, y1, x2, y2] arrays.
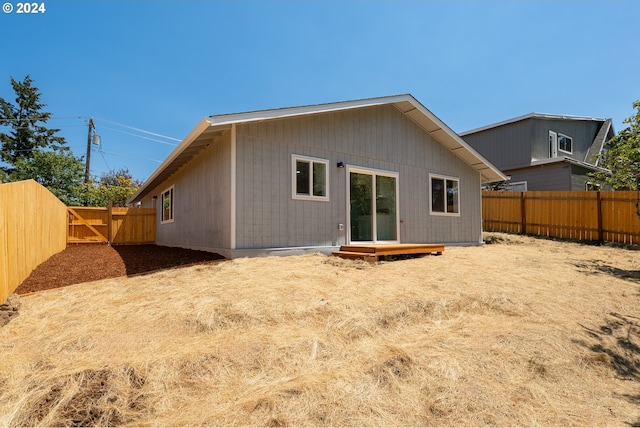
[[7, 365, 147, 427], [1, 233, 639, 426]]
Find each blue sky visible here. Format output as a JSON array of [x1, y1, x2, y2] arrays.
[[2, 0, 639, 182]]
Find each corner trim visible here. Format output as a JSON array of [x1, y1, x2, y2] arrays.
[[230, 124, 237, 249]]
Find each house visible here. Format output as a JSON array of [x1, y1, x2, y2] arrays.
[[128, 95, 505, 258], [460, 113, 614, 191]]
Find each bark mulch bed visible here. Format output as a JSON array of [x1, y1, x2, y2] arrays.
[[15, 244, 225, 295]]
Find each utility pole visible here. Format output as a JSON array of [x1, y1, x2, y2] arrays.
[[84, 117, 95, 184]]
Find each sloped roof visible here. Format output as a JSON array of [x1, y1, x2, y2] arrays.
[[460, 112, 610, 136], [130, 94, 506, 203], [585, 119, 614, 166]]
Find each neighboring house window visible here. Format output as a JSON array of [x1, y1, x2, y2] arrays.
[[558, 133, 572, 154], [549, 130, 572, 156], [507, 181, 527, 191], [430, 174, 460, 215], [161, 186, 174, 223], [549, 130, 558, 158], [585, 181, 601, 191], [292, 155, 329, 201]]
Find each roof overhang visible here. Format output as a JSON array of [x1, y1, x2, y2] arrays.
[[128, 119, 230, 202], [526, 156, 611, 173], [129, 94, 506, 203]]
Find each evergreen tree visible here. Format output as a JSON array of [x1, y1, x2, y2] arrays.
[[0, 75, 88, 205], [0, 75, 67, 172]]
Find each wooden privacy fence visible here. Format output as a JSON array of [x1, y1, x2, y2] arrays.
[[68, 204, 156, 244], [482, 191, 640, 245], [0, 180, 67, 304]]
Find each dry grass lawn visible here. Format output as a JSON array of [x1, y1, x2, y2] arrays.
[[1, 233, 639, 426]]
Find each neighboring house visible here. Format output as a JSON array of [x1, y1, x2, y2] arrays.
[[460, 113, 614, 191], [128, 94, 505, 258]]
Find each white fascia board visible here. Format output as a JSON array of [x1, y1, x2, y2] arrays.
[[529, 157, 571, 167], [529, 156, 611, 173], [206, 94, 413, 126], [533, 112, 607, 121], [128, 118, 212, 203]]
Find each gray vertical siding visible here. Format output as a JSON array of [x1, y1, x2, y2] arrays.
[[139, 132, 232, 250], [504, 163, 572, 191], [504, 162, 598, 191], [464, 117, 603, 171], [570, 164, 596, 191], [461, 120, 533, 171], [234, 104, 482, 248]]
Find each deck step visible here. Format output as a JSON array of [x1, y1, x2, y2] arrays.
[[333, 244, 444, 262], [331, 251, 379, 262]]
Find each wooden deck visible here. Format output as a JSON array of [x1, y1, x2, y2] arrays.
[[332, 243, 444, 262]]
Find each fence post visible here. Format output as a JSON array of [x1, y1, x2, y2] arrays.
[[107, 201, 113, 245], [520, 192, 527, 235], [596, 191, 603, 243]]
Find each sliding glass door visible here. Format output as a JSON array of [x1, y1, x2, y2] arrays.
[[348, 168, 398, 243]]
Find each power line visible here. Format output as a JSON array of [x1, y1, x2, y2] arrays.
[[3, 147, 75, 154], [98, 125, 178, 146], [2, 116, 182, 147], [0, 116, 86, 122], [0, 125, 87, 130], [99, 149, 113, 173], [93, 117, 181, 142], [1, 115, 180, 166], [98, 149, 163, 164]]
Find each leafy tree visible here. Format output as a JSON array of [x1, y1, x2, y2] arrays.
[[0, 75, 66, 172], [86, 168, 141, 207], [591, 100, 640, 190], [9, 149, 86, 205]]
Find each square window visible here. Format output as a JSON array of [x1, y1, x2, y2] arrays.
[[430, 175, 460, 216], [292, 155, 329, 201], [558, 133, 572, 153]]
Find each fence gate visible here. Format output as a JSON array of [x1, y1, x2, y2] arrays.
[[68, 207, 109, 243], [67, 204, 156, 245]]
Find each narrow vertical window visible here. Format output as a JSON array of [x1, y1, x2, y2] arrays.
[[296, 160, 310, 195], [161, 186, 174, 223], [431, 178, 445, 213], [549, 130, 558, 158], [312, 162, 326, 197], [292, 155, 329, 201], [446, 179, 459, 213]]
